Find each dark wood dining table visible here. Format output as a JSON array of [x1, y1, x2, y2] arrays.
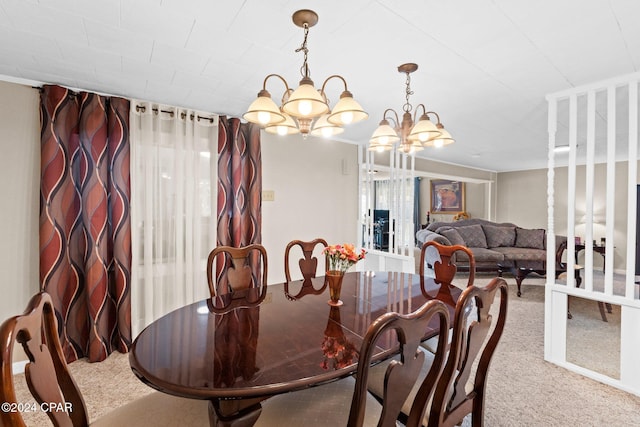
[[129, 271, 462, 426]]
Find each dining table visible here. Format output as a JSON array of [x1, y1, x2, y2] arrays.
[[129, 271, 462, 426]]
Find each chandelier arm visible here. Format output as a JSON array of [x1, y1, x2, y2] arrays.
[[262, 74, 291, 92], [261, 74, 294, 107], [425, 111, 442, 124], [383, 109, 400, 127], [319, 75, 348, 96], [413, 104, 427, 123]]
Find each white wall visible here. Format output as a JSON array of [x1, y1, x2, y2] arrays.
[[261, 133, 359, 283], [496, 168, 549, 229], [418, 178, 488, 224], [0, 81, 40, 323]]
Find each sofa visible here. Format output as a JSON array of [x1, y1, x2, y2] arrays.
[[415, 218, 566, 271]]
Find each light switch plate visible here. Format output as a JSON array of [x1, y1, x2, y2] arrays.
[[263, 190, 275, 201]]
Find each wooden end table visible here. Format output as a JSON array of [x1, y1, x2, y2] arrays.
[[574, 244, 608, 272]]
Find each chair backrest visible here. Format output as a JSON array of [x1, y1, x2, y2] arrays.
[[0, 292, 89, 427], [206, 244, 268, 311], [428, 277, 509, 427], [283, 239, 328, 300], [284, 238, 328, 283], [347, 299, 451, 427], [420, 240, 475, 287]]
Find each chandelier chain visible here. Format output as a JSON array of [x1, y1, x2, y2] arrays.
[[403, 71, 414, 113], [296, 23, 310, 78]]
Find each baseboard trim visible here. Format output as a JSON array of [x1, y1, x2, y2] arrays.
[[13, 360, 28, 375]]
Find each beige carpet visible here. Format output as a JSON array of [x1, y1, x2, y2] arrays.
[[11, 275, 640, 426]]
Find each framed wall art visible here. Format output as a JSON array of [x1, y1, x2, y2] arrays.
[[430, 179, 465, 214]]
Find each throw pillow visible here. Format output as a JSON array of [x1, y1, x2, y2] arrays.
[[415, 228, 431, 246], [482, 224, 516, 247], [440, 228, 465, 246], [427, 222, 449, 232], [455, 224, 488, 248], [515, 228, 546, 249], [435, 226, 453, 234]]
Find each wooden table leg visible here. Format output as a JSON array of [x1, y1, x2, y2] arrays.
[[597, 302, 609, 322], [209, 399, 264, 427]]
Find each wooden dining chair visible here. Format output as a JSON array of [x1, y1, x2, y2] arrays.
[[420, 240, 476, 287], [0, 292, 209, 427], [206, 243, 268, 311], [428, 277, 508, 426], [419, 240, 476, 354], [284, 238, 328, 282], [255, 299, 451, 427], [367, 277, 508, 426], [283, 238, 328, 300]]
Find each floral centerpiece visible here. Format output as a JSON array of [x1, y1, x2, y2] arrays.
[[323, 243, 366, 274], [323, 244, 366, 306]]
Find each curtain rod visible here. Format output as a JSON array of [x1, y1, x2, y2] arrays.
[[34, 86, 216, 124], [135, 104, 215, 123]]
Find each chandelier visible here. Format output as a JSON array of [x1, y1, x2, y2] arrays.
[[368, 63, 454, 154], [243, 9, 367, 138]]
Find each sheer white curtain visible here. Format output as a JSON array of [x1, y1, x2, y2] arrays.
[[374, 178, 415, 248], [130, 102, 218, 335]]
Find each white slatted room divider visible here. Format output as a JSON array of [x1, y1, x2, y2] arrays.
[[357, 145, 416, 274], [545, 71, 640, 396]]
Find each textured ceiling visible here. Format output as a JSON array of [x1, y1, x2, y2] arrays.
[[0, 0, 638, 172]]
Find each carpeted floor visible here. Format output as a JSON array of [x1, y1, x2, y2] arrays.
[[11, 275, 640, 426]]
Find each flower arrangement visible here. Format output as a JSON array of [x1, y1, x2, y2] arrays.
[[323, 243, 366, 273]]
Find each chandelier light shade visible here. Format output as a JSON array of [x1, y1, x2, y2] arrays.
[[398, 139, 425, 154], [243, 10, 367, 138], [243, 90, 286, 126], [282, 77, 329, 118], [368, 63, 454, 153], [310, 114, 344, 138], [407, 113, 440, 142], [368, 119, 400, 152], [264, 112, 300, 136], [327, 90, 368, 126], [426, 123, 455, 147]]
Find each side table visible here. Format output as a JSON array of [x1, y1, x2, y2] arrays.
[[574, 244, 607, 272]]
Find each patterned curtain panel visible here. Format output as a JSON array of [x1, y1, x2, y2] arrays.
[[39, 85, 131, 363], [217, 117, 262, 286]]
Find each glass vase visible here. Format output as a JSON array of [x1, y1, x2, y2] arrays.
[[326, 270, 345, 306]]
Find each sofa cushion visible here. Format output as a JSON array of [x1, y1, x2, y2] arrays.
[[491, 247, 546, 261], [482, 224, 516, 248], [456, 224, 488, 248], [515, 228, 546, 249], [440, 228, 465, 246], [456, 247, 504, 263]]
